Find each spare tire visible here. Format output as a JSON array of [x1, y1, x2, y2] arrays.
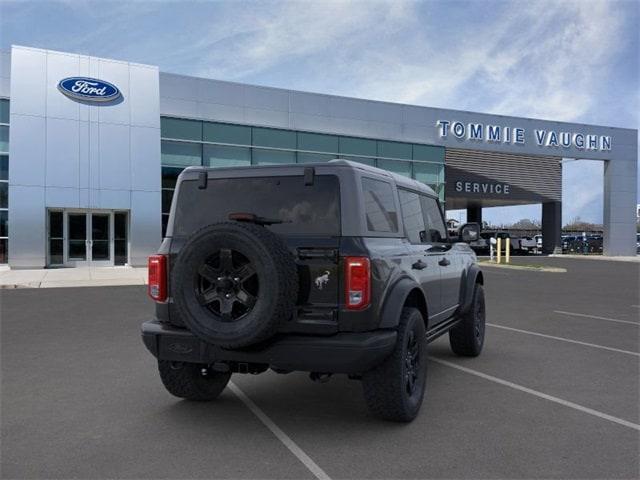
[[171, 222, 298, 349]]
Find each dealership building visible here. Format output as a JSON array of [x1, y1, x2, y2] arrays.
[[0, 45, 637, 268]]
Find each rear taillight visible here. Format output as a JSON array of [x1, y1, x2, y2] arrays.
[[344, 256, 370, 310], [148, 254, 167, 302]]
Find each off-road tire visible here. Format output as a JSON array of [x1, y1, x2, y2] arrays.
[[449, 283, 485, 356], [362, 307, 427, 422], [171, 222, 298, 348], [158, 361, 231, 401]]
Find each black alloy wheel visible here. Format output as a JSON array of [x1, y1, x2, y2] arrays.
[[196, 248, 259, 322], [405, 329, 421, 396]]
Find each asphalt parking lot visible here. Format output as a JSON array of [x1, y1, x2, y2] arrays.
[[1, 257, 639, 479]]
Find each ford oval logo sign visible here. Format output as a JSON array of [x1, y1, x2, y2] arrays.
[[57, 77, 121, 103]]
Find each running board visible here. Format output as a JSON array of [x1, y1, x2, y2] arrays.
[[425, 316, 462, 343]]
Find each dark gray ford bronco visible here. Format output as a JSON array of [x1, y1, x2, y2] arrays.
[[142, 160, 485, 422]]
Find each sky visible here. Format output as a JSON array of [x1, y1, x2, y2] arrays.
[[1, 0, 638, 225]]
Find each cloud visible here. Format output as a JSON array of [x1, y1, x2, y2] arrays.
[[1, 0, 636, 224]]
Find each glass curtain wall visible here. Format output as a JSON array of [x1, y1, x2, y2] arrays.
[[0, 99, 9, 263], [160, 116, 445, 236]]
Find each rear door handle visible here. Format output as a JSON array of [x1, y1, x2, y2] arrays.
[[412, 260, 427, 270], [438, 258, 450, 267]]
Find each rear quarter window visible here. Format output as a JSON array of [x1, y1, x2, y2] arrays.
[[362, 177, 398, 233], [173, 175, 341, 237]]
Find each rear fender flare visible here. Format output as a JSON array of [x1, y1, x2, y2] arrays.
[[379, 277, 428, 329]]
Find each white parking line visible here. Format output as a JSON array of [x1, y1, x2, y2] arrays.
[[431, 358, 640, 432], [228, 381, 331, 480], [554, 310, 639, 326], [487, 323, 640, 357]]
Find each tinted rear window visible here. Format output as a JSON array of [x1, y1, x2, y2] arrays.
[[173, 175, 340, 236]]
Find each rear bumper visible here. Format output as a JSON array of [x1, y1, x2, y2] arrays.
[[141, 319, 397, 374]]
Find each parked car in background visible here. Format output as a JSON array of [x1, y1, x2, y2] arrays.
[[519, 237, 537, 254]]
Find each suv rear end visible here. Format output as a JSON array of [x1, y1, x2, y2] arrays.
[[142, 162, 397, 374]]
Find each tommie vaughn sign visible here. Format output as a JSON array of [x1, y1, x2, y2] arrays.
[[57, 77, 121, 102], [436, 120, 612, 152]]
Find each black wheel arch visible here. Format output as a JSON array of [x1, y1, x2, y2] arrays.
[[379, 277, 429, 330], [458, 264, 484, 315]]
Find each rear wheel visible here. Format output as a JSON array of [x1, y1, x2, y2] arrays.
[[362, 307, 427, 422], [449, 283, 485, 356], [158, 360, 231, 401]]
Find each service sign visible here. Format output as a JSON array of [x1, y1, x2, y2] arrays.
[[436, 120, 612, 152], [58, 77, 121, 102]]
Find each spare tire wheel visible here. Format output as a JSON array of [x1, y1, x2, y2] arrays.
[[171, 222, 298, 348]]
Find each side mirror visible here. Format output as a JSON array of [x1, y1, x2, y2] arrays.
[[459, 223, 480, 243]]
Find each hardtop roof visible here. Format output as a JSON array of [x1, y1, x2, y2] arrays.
[[183, 158, 438, 198]]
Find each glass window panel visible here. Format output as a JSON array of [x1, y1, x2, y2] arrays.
[[68, 214, 86, 240], [162, 214, 169, 237], [49, 239, 62, 265], [0, 210, 7, 237], [339, 136, 377, 157], [361, 177, 398, 233], [91, 214, 109, 241], [174, 175, 341, 237], [114, 212, 127, 240], [114, 213, 128, 265], [203, 122, 251, 145], [252, 127, 296, 149], [0, 238, 8, 263], [115, 240, 127, 265], [0, 155, 7, 180], [413, 144, 445, 163], [413, 162, 443, 189], [0, 126, 8, 153], [297, 132, 339, 153], [92, 240, 110, 260], [296, 152, 334, 164], [341, 155, 375, 166], [377, 159, 412, 178], [162, 166, 184, 188], [162, 189, 174, 214], [68, 241, 86, 260], [68, 214, 86, 260], [160, 117, 201, 141], [204, 144, 251, 168], [421, 196, 447, 243], [252, 148, 296, 165], [49, 211, 63, 238], [398, 189, 426, 244], [377, 140, 411, 160], [0, 182, 7, 208], [161, 140, 201, 167], [0, 99, 9, 124]]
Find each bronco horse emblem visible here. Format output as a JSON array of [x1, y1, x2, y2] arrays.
[[314, 271, 331, 290]]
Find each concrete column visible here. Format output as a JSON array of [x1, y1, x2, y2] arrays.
[[467, 205, 482, 225], [603, 157, 637, 256], [542, 201, 562, 254]]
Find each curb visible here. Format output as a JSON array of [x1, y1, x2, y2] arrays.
[[479, 262, 567, 273], [0, 280, 147, 289]]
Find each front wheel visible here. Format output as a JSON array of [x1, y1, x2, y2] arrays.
[[449, 283, 485, 357], [158, 361, 231, 401], [362, 307, 427, 422]]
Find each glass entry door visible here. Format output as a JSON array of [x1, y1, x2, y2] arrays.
[[67, 213, 88, 264], [89, 213, 112, 266], [47, 210, 129, 267]]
